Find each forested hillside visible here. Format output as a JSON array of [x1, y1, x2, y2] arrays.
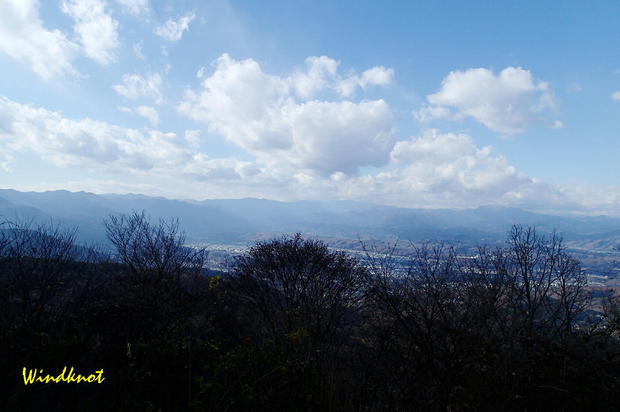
[[2, 213, 620, 410]]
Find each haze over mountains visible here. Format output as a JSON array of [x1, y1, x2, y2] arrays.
[[1, 189, 620, 253]]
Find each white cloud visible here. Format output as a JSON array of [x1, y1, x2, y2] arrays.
[[119, 105, 159, 125], [133, 41, 145, 60], [113, 73, 163, 103], [115, 0, 149, 16], [413, 105, 463, 123], [289, 56, 394, 99], [184, 130, 201, 147], [285, 129, 561, 209], [284, 100, 394, 175], [0, 0, 78, 79], [135, 105, 159, 126], [61, 0, 119, 65], [291, 56, 340, 99], [178, 54, 395, 176], [426, 67, 558, 134], [2, 92, 606, 212], [154, 12, 195, 41], [612, 91, 620, 101], [0, 96, 182, 171], [360, 66, 394, 87], [337, 66, 394, 97], [0, 96, 256, 183], [179, 54, 291, 150], [390, 130, 526, 194], [182, 155, 260, 181]]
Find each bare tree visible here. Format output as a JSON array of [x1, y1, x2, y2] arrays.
[[362, 225, 592, 409], [504, 225, 589, 338], [229, 234, 368, 409], [104, 211, 208, 341], [105, 211, 206, 279], [0, 219, 79, 328], [232, 233, 366, 344]]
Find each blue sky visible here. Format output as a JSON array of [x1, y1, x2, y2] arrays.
[[1, 0, 619, 215]]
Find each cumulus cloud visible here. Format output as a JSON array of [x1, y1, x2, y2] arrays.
[[289, 56, 394, 99], [176, 55, 565, 208], [154, 12, 195, 41], [184, 130, 201, 147], [119, 105, 159, 125], [113, 73, 163, 103], [61, 0, 119, 65], [390, 130, 526, 194], [287, 129, 561, 209], [254, 127, 568, 210], [283, 100, 394, 175], [175, 54, 560, 207], [178, 54, 395, 176], [0, 93, 593, 211], [134, 106, 159, 126], [133, 41, 145, 60], [424, 67, 559, 134], [612, 91, 620, 101], [413, 105, 463, 123], [0, 96, 183, 171], [359, 66, 394, 87], [0, 0, 78, 79], [291, 56, 340, 99], [0, 96, 258, 183], [182, 155, 261, 181], [337, 66, 394, 97], [115, 0, 149, 16]]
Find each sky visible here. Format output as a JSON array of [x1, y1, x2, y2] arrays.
[[1, 0, 619, 215]]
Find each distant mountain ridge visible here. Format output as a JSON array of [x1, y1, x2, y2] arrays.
[[1, 189, 620, 251]]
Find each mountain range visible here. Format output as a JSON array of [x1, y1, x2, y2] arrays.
[[1, 189, 620, 253]]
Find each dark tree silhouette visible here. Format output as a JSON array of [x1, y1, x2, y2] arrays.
[[1, 220, 620, 411], [220, 234, 368, 410]]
